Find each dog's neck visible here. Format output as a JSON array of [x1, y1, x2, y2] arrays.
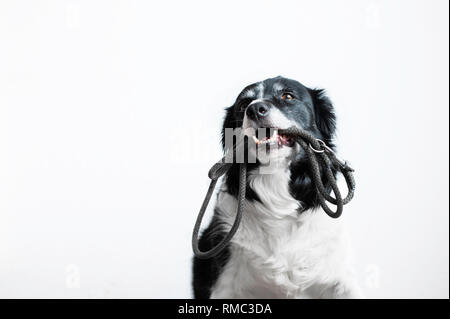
[[223, 154, 334, 213], [246, 159, 301, 218], [218, 162, 301, 238]]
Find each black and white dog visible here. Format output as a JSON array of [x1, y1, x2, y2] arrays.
[[192, 76, 362, 299]]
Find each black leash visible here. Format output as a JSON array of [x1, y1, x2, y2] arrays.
[[192, 126, 355, 259], [280, 126, 355, 218]]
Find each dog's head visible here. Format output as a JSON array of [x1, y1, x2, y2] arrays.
[[222, 76, 336, 164]]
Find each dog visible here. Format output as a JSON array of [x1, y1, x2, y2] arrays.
[[192, 76, 362, 299]]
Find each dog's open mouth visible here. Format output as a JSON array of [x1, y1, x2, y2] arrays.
[[250, 128, 294, 147]]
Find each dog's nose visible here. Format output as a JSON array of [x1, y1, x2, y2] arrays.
[[246, 102, 270, 120]]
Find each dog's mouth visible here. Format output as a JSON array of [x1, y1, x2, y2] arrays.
[[250, 128, 294, 148]]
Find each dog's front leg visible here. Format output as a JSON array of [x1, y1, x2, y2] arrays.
[[305, 279, 364, 299], [330, 280, 364, 299]]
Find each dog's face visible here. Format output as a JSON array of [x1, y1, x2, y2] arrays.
[[222, 76, 336, 164]]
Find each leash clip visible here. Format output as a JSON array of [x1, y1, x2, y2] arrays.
[[309, 139, 332, 154], [309, 139, 354, 172]]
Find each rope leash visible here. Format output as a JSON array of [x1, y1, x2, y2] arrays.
[[192, 126, 355, 259]]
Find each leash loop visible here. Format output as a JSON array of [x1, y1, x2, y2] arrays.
[[281, 127, 355, 218], [192, 161, 246, 260]]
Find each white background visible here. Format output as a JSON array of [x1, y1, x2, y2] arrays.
[[0, 0, 448, 298]]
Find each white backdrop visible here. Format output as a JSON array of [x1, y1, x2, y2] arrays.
[[0, 0, 448, 298]]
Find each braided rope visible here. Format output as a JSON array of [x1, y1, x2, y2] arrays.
[[192, 127, 355, 259], [279, 126, 355, 218]]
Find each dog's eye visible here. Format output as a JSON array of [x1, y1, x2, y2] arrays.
[[281, 93, 294, 100]]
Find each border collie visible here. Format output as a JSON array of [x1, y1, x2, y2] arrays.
[[192, 76, 362, 299]]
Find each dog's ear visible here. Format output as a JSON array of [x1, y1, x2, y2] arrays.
[[308, 88, 336, 143], [221, 105, 237, 150]]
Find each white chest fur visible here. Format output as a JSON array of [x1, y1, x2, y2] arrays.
[[210, 165, 362, 299]]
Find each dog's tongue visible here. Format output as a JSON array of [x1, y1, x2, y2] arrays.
[[278, 134, 292, 146]]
